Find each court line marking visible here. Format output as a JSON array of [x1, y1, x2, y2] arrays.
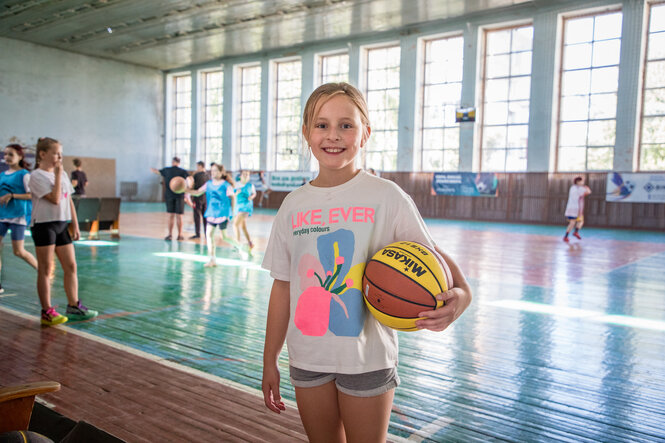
[[0, 306, 412, 442], [154, 252, 266, 271], [484, 299, 665, 331]]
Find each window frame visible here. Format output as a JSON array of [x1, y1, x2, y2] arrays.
[[637, 1, 665, 171], [554, 7, 623, 172], [360, 41, 402, 171], [271, 56, 303, 171], [478, 22, 534, 173], [417, 32, 465, 172]]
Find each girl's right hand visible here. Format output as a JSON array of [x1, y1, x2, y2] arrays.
[[262, 364, 286, 414]]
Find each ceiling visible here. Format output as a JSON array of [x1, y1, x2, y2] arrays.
[[1, 0, 534, 71]]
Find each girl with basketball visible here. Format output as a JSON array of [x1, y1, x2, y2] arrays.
[[233, 169, 256, 250], [261, 82, 472, 442], [186, 163, 245, 266], [0, 144, 38, 294], [29, 137, 97, 325]]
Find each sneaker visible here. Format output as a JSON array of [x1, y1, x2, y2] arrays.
[[189, 234, 200, 239], [177, 236, 184, 241], [563, 236, 569, 243], [41, 307, 68, 326], [66, 301, 98, 321], [0, 284, 4, 294], [573, 232, 582, 240], [164, 235, 172, 241]]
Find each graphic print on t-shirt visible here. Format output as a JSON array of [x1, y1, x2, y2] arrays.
[[295, 228, 366, 337]]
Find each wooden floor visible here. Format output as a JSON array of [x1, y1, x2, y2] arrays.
[[1, 203, 664, 442]]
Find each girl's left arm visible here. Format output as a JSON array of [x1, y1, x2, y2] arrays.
[[415, 246, 472, 332], [69, 197, 80, 241]]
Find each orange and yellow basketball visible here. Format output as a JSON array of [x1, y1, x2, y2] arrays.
[[362, 241, 453, 331], [169, 176, 187, 194]]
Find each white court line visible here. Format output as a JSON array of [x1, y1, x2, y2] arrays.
[[0, 293, 17, 298], [407, 417, 454, 442], [154, 251, 266, 272], [484, 299, 665, 331]]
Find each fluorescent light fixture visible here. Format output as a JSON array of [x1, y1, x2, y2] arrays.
[[154, 252, 267, 272], [485, 299, 665, 332], [74, 240, 119, 246]]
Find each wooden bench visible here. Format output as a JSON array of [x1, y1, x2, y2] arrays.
[[73, 197, 121, 239]]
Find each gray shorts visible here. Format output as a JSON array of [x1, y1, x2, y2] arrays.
[[289, 366, 400, 398]]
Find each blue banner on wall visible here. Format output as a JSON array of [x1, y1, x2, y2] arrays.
[[606, 172, 665, 203], [432, 172, 499, 197]]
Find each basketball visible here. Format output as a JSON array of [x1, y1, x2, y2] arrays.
[[169, 176, 186, 193], [362, 241, 453, 331]]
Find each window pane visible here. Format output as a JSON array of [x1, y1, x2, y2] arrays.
[[588, 93, 617, 119], [644, 89, 665, 115], [587, 147, 613, 170], [563, 43, 592, 70], [560, 121, 588, 146], [641, 144, 665, 170], [646, 60, 665, 88], [558, 146, 586, 171], [561, 96, 590, 121], [587, 120, 615, 146]]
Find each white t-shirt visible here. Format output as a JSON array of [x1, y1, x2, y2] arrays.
[[564, 184, 589, 218], [262, 170, 435, 374], [29, 169, 74, 226], [0, 171, 30, 225]]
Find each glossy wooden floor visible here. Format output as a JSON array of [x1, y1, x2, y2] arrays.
[[1, 203, 664, 442]]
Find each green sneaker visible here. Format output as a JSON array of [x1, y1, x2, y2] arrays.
[[66, 301, 98, 321], [41, 307, 68, 326]]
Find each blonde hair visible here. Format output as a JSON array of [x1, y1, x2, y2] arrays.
[[35, 137, 60, 168], [302, 82, 371, 142]]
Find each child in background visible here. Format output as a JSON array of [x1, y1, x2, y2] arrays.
[[234, 170, 256, 250], [563, 176, 592, 243], [0, 144, 38, 293], [261, 83, 472, 442], [29, 137, 98, 326], [187, 163, 245, 266], [70, 158, 88, 197]]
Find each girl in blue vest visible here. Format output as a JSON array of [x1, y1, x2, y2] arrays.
[[187, 163, 245, 266], [0, 144, 38, 293], [233, 170, 256, 250]]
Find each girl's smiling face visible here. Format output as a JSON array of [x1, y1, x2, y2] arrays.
[[3, 147, 22, 168], [39, 143, 63, 169], [240, 170, 250, 183], [304, 94, 370, 185]]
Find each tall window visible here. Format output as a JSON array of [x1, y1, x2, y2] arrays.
[[480, 25, 533, 172], [364, 45, 400, 171], [319, 52, 349, 84], [201, 69, 223, 165], [420, 35, 464, 171], [172, 74, 192, 169], [273, 59, 302, 170], [237, 65, 262, 170], [557, 11, 623, 171], [640, 3, 665, 171]]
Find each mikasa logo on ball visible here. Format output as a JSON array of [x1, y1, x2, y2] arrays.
[[381, 249, 428, 277]]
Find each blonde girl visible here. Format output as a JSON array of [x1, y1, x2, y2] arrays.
[[29, 137, 97, 325], [261, 83, 472, 442], [0, 144, 37, 293]]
